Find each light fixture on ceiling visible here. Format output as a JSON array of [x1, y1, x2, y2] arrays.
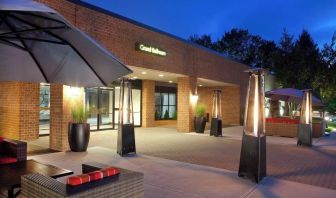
[[141, 71, 147, 75], [159, 74, 164, 77]]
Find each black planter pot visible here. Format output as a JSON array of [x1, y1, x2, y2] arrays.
[[195, 117, 206, 133], [68, 123, 90, 152]]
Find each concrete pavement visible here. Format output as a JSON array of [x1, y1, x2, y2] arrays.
[[25, 147, 336, 198]]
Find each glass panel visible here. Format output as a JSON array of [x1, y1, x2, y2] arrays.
[[169, 106, 177, 119], [99, 89, 113, 129], [161, 106, 169, 119], [155, 106, 162, 120], [132, 89, 141, 126], [114, 86, 120, 108], [169, 93, 176, 105], [155, 93, 161, 106], [244, 73, 265, 136], [86, 88, 98, 130], [162, 93, 169, 105], [39, 83, 50, 135]]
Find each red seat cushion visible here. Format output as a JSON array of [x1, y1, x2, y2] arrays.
[[67, 174, 90, 186], [101, 167, 120, 177], [0, 157, 18, 164], [67, 168, 120, 186]]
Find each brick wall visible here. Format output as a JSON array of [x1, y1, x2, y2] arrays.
[[198, 86, 240, 125], [177, 77, 197, 132], [0, 82, 39, 140], [37, 0, 249, 111], [141, 80, 155, 127]]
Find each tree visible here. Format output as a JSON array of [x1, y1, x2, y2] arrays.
[[189, 34, 214, 49], [320, 33, 336, 114]]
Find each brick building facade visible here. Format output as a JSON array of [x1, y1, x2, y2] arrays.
[[0, 0, 253, 151]]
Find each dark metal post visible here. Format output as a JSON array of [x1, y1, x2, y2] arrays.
[[238, 68, 266, 183], [297, 90, 312, 146], [210, 90, 222, 136], [117, 78, 136, 156]]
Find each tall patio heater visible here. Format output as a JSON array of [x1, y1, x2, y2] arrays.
[[210, 90, 222, 136], [117, 78, 136, 156], [238, 68, 266, 183], [297, 90, 312, 146]]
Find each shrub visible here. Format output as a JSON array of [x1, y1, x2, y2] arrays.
[[71, 105, 88, 123], [195, 104, 206, 118]]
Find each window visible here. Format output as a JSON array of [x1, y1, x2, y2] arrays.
[[155, 91, 177, 120], [39, 83, 50, 135]]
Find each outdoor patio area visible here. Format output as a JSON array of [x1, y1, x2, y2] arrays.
[[23, 126, 336, 197]]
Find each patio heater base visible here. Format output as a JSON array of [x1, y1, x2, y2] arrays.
[[117, 123, 136, 156], [297, 123, 312, 147], [210, 118, 222, 137], [238, 134, 266, 183]]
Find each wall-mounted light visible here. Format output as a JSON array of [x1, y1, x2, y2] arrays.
[[159, 74, 164, 77], [117, 78, 136, 156], [297, 89, 312, 146], [69, 86, 81, 96], [238, 68, 266, 183], [190, 94, 199, 104]]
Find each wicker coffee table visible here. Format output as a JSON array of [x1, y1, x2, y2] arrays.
[[0, 159, 73, 198]]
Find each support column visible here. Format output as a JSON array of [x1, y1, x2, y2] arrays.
[[142, 80, 155, 127], [177, 77, 197, 132], [0, 82, 39, 140], [50, 84, 84, 151]]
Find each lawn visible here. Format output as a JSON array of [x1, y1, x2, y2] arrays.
[[326, 121, 336, 132]]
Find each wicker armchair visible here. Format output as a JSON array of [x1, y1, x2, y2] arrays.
[[21, 163, 144, 198], [0, 137, 27, 164]]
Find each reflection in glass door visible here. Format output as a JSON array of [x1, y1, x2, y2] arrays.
[[86, 88, 99, 130], [99, 88, 114, 129], [114, 86, 141, 128]]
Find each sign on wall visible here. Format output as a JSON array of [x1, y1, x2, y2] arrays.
[[135, 43, 167, 57]]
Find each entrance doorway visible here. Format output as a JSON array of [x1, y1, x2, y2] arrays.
[[85, 81, 142, 131], [86, 87, 114, 130]]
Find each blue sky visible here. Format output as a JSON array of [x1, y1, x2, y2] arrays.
[[83, 0, 336, 47]]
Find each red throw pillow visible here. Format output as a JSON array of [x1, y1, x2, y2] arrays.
[[0, 137, 4, 142], [88, 171, 103, 181], [67, 174, 90, 186], [101, 167, 120, 177], [0, 157, 18, 164]]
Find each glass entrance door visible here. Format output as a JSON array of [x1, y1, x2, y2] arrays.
[[99, 88, 114, 129], [86, 87, 114, 130]]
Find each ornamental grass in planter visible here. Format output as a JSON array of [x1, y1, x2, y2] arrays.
[[68, 106, 90, 152], [195, 104, 206, 133]]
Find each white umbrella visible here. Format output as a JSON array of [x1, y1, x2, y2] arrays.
[[0, 0, 132, 87]]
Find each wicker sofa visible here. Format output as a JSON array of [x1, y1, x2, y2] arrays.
[[0, 137, 27, 164], [21, 162, 144, 198]]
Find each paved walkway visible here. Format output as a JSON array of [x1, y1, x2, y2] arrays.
[[28, 126, 336, 192], [24, 147, 336, 198]]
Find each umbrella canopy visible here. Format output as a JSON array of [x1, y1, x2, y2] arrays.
[[0, 0, 132, 87], [265, 88, 324, 107]]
